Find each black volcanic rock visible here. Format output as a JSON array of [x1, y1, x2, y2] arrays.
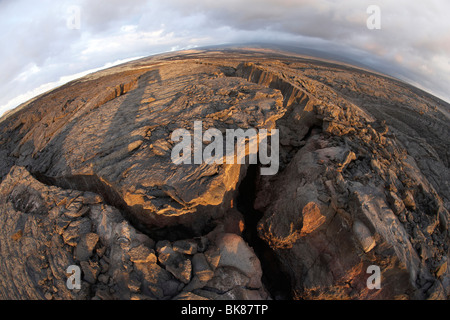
[[0, 48, 449, 300]]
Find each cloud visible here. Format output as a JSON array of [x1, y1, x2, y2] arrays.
[[155, 0, 450, 100], [1, 0, 449, 117]]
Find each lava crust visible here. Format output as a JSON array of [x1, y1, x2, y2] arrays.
[[0, 48, 449, 300]]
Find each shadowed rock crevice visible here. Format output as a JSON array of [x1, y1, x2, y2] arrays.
[[236, 62, 308, 109], [237, 164, 293, 299], [232, 61, 321, 170], [30, 171, 216, 242]]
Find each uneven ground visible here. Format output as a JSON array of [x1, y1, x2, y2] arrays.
[[0, 48, 449, 300]]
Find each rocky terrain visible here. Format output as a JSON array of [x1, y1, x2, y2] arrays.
[[0, 48, 449, 300]]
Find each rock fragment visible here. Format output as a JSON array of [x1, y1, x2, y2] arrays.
[[352, 220, 376, 253], [75, 232, 99, 261], [192, 253, 214, 282]]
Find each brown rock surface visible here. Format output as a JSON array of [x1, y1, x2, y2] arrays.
[[0, 48, 449, 300]]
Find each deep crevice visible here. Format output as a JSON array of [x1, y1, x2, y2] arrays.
[[237, 164, 293, 300], [229, 61, 310, 299]]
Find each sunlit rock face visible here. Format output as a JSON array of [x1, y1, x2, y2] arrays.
[[0, 48, 449, 300]]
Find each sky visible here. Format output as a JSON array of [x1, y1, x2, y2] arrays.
[[1, 0, 449, 117]]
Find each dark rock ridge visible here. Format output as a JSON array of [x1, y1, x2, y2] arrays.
[[0, 48, 448, 300]]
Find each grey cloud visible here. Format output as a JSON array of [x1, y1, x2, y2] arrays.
[[77, 0, 150, 33], [156, 0, 450, 101]]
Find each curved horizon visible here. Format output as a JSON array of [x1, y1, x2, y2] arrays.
[[1, 1, 449, 117], [2, 42, 450, 121]]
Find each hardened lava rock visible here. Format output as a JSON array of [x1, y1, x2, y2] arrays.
[[0, 48, 449, 300]]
